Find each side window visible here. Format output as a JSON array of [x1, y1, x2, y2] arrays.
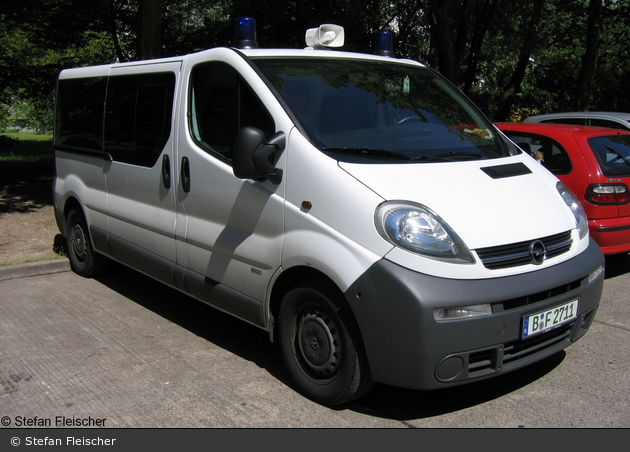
[[504, 132, 573, 175], [589, 118, 628, 130], [190, 64, 275, 162], [541, 118, 584, 126], [104, 72, 175, 167], [55, 77, 107, 151]]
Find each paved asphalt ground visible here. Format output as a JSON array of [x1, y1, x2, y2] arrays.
[[0, 252, 629, 430]]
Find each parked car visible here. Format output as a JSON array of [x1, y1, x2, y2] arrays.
[[524, 111, 630, 131], [497, 122, 630, 255]]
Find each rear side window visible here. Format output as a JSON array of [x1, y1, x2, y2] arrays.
[[588, 118, 630, 131], [503, 131, 572, 175], [588, 135, 630, 177], [541, 118, 584, 126], [55, 77, 107, 151], [105, 73, 176, 167], [55, 72, 176, 167]]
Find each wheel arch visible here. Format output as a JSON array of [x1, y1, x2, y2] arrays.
[[59, 196, 85, 236], [272, 265, 375, 404], [269, 265, 364, 346]]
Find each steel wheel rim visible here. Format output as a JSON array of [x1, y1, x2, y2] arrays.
[[71, 223, 87, 263], [295, 305, 341, 379]]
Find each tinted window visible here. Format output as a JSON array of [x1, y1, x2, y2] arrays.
[[104, 73, 175, 167], [588, 135, 630, 177], [541, 118, 584, 126], [55, 77, 107, 151], [502, 131, 572, 175], [589, 118, 630, 131], [190, 64, 275, 162], [253, 58, 507, 163]]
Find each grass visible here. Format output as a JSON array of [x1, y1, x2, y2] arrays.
[[0, 132, 54, 186], [0, 252, 64, 267]]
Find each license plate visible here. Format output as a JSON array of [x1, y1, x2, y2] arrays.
[[522, 299, 579, 339]]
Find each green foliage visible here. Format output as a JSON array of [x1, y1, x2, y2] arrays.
[[2, 0, 630, 129], [0, 132, 54, 185]]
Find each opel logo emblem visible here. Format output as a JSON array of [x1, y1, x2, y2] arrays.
[[529, 240, 547, 265]]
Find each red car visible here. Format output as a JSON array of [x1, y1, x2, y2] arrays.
[[496, 122, 630, 255]]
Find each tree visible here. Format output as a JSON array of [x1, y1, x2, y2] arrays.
[[417, 0, 475, 85], [593, 0, 630, 111], [461, 0, 500, 96], [2, 0, 630, 132], [575, 0, 602, 111], [138, 0, 164, 59], [493, 0, 546, 121]]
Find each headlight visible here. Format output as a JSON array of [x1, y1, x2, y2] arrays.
[[375, 201, 474, 263], [556, 182, 588, 239]]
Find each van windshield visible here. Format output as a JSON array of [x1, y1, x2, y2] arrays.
[[253, 58, 508, 162]]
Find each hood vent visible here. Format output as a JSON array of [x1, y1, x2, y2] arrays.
[[481, 162, 532, 179]]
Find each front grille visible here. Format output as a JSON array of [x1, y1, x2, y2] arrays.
[[435, 305, 598, 384], [466, 323, 573, 379], [502, 324, 572, 366], [475, 231, 573, 270], [499, 276, 585, 311]]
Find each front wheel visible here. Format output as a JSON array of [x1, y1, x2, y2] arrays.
[[66, 208, 107, 277], [278, 281, 373, 406]]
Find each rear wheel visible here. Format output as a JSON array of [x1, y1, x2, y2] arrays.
[[278, 281, 373, 406], [66, 208, 107, 277]]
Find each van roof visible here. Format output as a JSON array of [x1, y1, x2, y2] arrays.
[[58, 46, 425, 79]]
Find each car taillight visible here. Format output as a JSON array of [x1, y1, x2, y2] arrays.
[[585, 184, 630, 205]]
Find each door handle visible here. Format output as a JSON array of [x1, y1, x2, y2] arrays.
[[181, 156, 191, 193], [162, 155, 171, 189]]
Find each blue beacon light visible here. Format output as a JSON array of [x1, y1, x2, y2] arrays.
[[374, 30, 394, 57], [235, 16, 258, 49]]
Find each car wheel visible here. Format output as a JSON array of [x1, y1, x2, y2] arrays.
[[66, 208, 107, 277], [278, 281, 373, 406]]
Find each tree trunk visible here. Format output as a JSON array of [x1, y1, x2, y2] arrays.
[[137, 0, 164, 60], [427, 0, 459, 84], [107, 0, 126, 62], [463, 0, 500, 96], [575, 0, 602, 112], [422, 0, 474, 85], [493, 0, 546, 122]]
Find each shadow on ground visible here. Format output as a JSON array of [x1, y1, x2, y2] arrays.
[[0, 181, 53, 214], [604, 252, 630, 279], [91, 261, 565, 421]]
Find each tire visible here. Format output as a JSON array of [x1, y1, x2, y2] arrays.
[[65, 208, 107, 277], [278, 281, 374, 406]]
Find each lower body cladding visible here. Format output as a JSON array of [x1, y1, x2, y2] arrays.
[[345, 240, 604, 391]]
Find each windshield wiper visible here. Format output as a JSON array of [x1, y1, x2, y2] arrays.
[[416, 151, 487, 161], [603, 144, 630, 167], [322, 147, 413, 161]]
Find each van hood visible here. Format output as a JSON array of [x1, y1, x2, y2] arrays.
[[339, 156, 577, 250]]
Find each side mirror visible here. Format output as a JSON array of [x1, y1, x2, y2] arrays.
[[233, 127, 285, 185]]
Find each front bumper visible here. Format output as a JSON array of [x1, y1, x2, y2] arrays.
[[345, 239, 604, 390]]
